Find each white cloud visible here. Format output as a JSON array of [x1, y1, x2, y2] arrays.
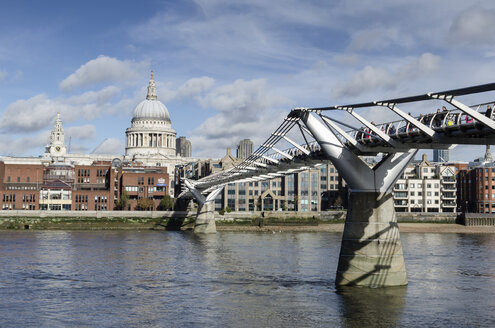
[[400, 53, 441, 79], [59, 55, 147, 92], [65, 125, 97, 141], [175, 76, 215, 99], [190, 79, 290, 157], [449, 6, 495, 45], [0, 85, 133, 133], [347, 27, 408, 52], [0, 70, 7, 81], [91, 138, 124, 155], [129, 1, 337, 73], [0, 131, 50, 156], [159, 76, 215, 102], [198, 79, 286, 114], [333, 53, 441, 98], [333, 66, 395, 99]]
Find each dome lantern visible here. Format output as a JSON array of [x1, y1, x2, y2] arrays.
[[146, 70, 157, 100], [132, 71, 171, 122]]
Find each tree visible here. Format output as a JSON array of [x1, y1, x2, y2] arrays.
[[293, 195, 299, 211], [136, 198, 154, 211], [115, 190, 129, 210], [158, 195, 174, 210]]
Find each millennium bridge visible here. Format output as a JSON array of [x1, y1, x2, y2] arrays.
[[181, 82, 495, 287]]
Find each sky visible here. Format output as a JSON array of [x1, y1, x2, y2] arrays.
[[1, 0, 495, 161]]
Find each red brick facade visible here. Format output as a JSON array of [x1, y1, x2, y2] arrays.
[[0, 161, 169, 211], [458, 165, 495, 213]]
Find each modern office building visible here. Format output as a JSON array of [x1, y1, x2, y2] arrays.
[[202, 162, 346, 212], [236, 139, 253, 159], [433, 149, 450, 162], [176, 136, 192, 157]]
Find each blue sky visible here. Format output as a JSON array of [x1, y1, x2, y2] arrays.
[[1, 0, 495, 161]]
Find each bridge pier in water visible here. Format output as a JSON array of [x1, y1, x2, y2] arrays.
[[194, 201, 217, 233], [298, 110, 415, 287], [336, 191, 407, 287], [183, 180, 223, 234]]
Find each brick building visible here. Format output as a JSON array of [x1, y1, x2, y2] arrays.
[[457, 164, 495, 213], [0, 160, 169, 211], [117, 164, 169, 210]]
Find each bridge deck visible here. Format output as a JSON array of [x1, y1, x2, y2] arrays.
[[186, 82, 495, 193]]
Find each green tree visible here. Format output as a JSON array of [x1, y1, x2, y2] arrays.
[[158, 195, 174, 210], [136, 198, 154, 211], [115, 190, 129, 210]]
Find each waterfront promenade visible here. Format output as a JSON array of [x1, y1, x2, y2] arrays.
[[0, 209, 494, 233]]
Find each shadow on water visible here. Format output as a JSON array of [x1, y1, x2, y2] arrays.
[[337, 285, 407, 327], [161, 198, 194, 231]]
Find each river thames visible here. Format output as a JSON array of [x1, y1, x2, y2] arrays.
[[0, 230, 494, 327]]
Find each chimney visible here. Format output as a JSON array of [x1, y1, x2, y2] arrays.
[[422, 154, 427, 162], [227, 147, 231, 156]]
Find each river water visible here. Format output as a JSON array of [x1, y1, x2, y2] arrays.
[[0, 230, 494, 327]]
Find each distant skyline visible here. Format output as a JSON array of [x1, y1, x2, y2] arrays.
[[1, 0, 495, 161]]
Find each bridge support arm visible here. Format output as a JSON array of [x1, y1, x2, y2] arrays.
[[298, 111, 375, 191]]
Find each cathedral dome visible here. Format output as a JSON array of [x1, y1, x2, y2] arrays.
[[132, 71, 171, 122], [133, 99, 171, 121]]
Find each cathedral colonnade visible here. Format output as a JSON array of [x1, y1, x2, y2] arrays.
[[126, 133, 176, 148]]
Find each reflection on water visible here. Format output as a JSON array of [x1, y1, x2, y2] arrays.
[[0, 231, 494, 327], [338, 286, 406, 327]]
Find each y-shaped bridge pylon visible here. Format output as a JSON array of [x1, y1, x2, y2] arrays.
[[297, 110, 415, 287]]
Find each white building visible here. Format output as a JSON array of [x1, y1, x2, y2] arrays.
[[393, 154, 457, 213]]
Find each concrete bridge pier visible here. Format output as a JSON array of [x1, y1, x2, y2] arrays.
[[183, 180, 223, 234], [298, 111, 416, 287], [194, 201, 217, 233], [336, 191, 407, 287]]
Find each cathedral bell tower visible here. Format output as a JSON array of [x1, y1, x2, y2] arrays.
[[45, 112, 67, 156]]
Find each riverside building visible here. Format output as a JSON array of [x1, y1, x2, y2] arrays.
[[215, 163, 346, 212], [457, 145, 495, 213], [174, 147, 347, 212], [392, 154, 457, 213], [0, 72, 193, 211]]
